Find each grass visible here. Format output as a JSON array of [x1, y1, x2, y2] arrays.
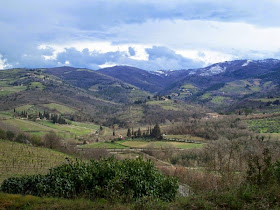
[[129, 89, 151, 101], [70, 121, 101, 130], [29, 82, 45, 90], [118, 140, 203, 149], [164, 134, 205, 142], [42, 103, 77, 114], [13, 104, 33, 113], [37, 121, 97, 137], [0, 140, 72, 183], [0, 112, 13, 120], [181, 84, 196, 89], [0, 193, 129, 210], [11, 103, 77, 115], [0, 193, 188, 209], [219, 79, 274, 96], [251, 97, 280, 102], [1, 117, 100, 138], [210, 96, 230, 105], [79, 139, 204, 149], [246, 116, 280, 133], [3, 118, 55, 135], [0, 86, 26, 96], [147, 100, 180, 111], [79, 142, 128, 149], [201, 93, 211, 99]]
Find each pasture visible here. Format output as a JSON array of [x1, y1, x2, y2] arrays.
[[118, 140, 203, 149], [0, 116, 101, 139]]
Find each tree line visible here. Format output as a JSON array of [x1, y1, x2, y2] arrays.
[[14, 109, 67, 124], [126, 123, 162, 140]]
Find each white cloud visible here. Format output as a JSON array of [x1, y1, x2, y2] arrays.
[[2, 1, 280, 70], [39, 42, 150, 62], [176, 50, 237, 66], [112, 19, 280, 52], [0, 55, 11, 69]]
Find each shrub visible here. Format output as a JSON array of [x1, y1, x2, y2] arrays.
[[30, 135, 43, 146], [43, 131, 62, 149], [0, 128, 7, 139], [0, 157, 178, 202], [15, 133, 30, 144], [6, 130, 15, 140]]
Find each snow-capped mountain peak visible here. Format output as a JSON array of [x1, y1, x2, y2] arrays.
[[242, 60, 252, 67]]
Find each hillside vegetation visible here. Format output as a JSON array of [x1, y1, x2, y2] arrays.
[[0, 140, 72, 183]]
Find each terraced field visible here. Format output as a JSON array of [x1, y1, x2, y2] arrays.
[[0, 140, 72, 183]]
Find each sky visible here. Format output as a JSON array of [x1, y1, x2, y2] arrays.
[[1, 0, 280, 70]]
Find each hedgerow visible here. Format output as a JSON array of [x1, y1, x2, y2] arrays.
[[1, 157, 178, 201]]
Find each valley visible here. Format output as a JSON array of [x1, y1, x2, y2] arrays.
[[1, 59, 280, 209]]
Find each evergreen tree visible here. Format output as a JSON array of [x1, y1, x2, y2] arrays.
[[127, 128, 131, 137], [137, 128, 141, 137], [152, 123, 162, 140]]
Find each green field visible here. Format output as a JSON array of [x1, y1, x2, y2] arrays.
[[2, 118, 56, 136], [181, 83, 197, 89], [0, 117, 101, 138], [210, 96, 230, 105], [0, 86, 26, 96], [164, 134, 205, 142], [219, 79, 273, 96], [80, 139, 203, 149], [41, 103, 77, 114], [0, 140, 72, 183], [246, 116, 280, 133], [118, 140, 203, 149], [147, 100, 180, 111], [29, 82, 45, 90], [251, 97, 280, 102], [37, 121, 96, 137], [79, 142, 128, 149], [201, 93, 211, 99], [11, 103, 77, 115]]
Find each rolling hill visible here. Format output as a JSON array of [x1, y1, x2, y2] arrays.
[[1, 59, 280, 127]]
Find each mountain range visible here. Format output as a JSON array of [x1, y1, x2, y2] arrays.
[[1, 58, 280, 125]]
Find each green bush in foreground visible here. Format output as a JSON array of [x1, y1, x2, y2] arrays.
[[1, 157, 178, 202]]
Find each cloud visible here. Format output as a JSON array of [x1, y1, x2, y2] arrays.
[[145, 46, 203, 69], [128, 47, 136, 56], [1, 1, 280, 70], [41, 45, 202, 70], [0, 55, 11, 69]]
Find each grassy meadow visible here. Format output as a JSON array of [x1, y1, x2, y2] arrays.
[[80, 139, 203, 149], [0, 112, 103, 139]]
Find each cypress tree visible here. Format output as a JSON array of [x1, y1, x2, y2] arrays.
[[137, 128, 141, 137], [152, 123, 162, 140], [127, 128, 131, 137]]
